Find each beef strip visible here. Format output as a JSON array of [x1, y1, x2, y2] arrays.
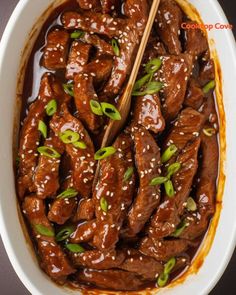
[[100, 0, 120, 14], [133, 94, 165, 134], [155, 0, 183, 55], [93, 133, 135, 250], [77, 0, 101, 10], [22, 196, 75, 282], [50, 103, 95, 198], [198, 59, 215, 87], [42, 29, 69, 70], [77, 269, 145, 291], [119, 249, 163, 280], [74, 73, 103, 132], [70, 249, 125, 269], [140, 236, 193, 262], [102, 1, 147, 98], [141, 37, 166, 66], [66, 41, 92, 79], [159, 54, 193, 122], [17, 73, 69, 199], [62, 11, 126, 38], [149, 138, 201, 239], [184, 21, 209, 58], [162, 107, 205, 152], [81, 32, 114, 56], [184, 79, 204, 110], [34, 132, 64, 199], [70, 220, 97, 243], [75, 198, 95, 221], [179, 126, 218, 240], [123, 126, 161, 237]]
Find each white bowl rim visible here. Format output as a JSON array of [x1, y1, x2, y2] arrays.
[[0, 1, 236, 295]]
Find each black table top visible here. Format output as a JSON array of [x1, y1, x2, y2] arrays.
[[0, 0, 235, 294]]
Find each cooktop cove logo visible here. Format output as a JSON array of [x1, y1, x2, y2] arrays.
[[181, 22, 233, 31]]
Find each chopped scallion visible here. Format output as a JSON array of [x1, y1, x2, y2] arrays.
[[37, 146, 61, 159], [57, 188, 78, 199], [161, 144, 178, 163], [100, 197, 108, 212], [34, 224, 54, 237], [65, 243, 85, 253], [90, 100, 103, 116], [59, 130, 80, 144], [111, 38, 120, 56], [38, 120, 47, 139], [94, 146, 116, 160], [101, 102, 121, 121], [46, 99, 57, 116]]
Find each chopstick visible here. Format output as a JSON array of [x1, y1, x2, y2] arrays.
[[101, 0, 161, 147]]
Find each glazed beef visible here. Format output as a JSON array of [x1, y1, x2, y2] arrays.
[[42, 29, 70, 70], [22, 196, 75, 282], [77, 0, 101, 10], [184, 79, 204, 110], [100, 0, 120, 14], [70, 220, 97, 243], [75, 198, 95, 221], [198, 59, 215, 86], [155, 0, 183, 55], [93, 133, 135, 250], [81, 32, 114, 56], [123, 126, 161, 237]]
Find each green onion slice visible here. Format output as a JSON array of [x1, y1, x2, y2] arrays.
[[203, 128, 215, 137], [124, 167, 134, 181], [111, 38, 120, 56], [186, 197, 197, 211], [202, 80, 216, 94], [145, 58, 162, 74], [56, 226, 75, 242], [38, 120, 47, 139], [59, 130, 80, 144], [132, 81, 163, 96], [37, 146, 61, 159], [167, 162, 181, 179], [164, 180, 175, 197], [161, 144, 178, 163], [57, 188, 78, 199], [94, 146, 116, 160], [71, 30, 84, 39], [164, 257, 176, 274], [171, 221, 187, 237], [34, 224, 54, 237], [157, 272, 169, 288], [63, 83, 74, 97], [149, 176, 168, 186], [65, 243, 85, 253], [73, 141, 87, 149], [101, 102, 121, 121], [100, 197, 108, 212], [90, 99, 103, 116], [46, 99, 57, 116], [133, 74, 152, 91]]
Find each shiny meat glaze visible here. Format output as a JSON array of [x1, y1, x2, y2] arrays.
[[16, 0, 219, 291]]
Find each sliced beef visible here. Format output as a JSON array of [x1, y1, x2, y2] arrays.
[[66, 41, 92, 79], [102, 28, 139, 98], [198, 59, 215, 86], [133, 94, 165, 134], [34, 133, 64, 199], [149, 138, 201, 239], [163, 107, 205, 151], [50, 104, 95, 198], [184, 21, 209, 58], [17, 74, 69, 199], [62, 11, 126, 38], [179, 127, 218, 240], [155, 0, 183, 55], [119, 249, 163, 280], [70, 249, 125, 269], [100, 0, 120, 14], [77, 0, 101, 10], [77, 269, 145, 291], [81, 32, 114, 56], [160, 54, 193, 122], [70, 220, 97, 243], [75, 198, 95, 221], [140, 236, 193, 261], [123, 126, 161, 237], [74, 74, 103, 132], [93, 133, 135, 250], [22, 196, 75, 282], [42, 29, 69, 70], [184, 79, 204, 110], [141, 37, 166, 66]]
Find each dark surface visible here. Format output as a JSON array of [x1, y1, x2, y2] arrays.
[[0, 0, 235, 294]]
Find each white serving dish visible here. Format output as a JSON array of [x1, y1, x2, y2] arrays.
[[0, 0, 236, 294]]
